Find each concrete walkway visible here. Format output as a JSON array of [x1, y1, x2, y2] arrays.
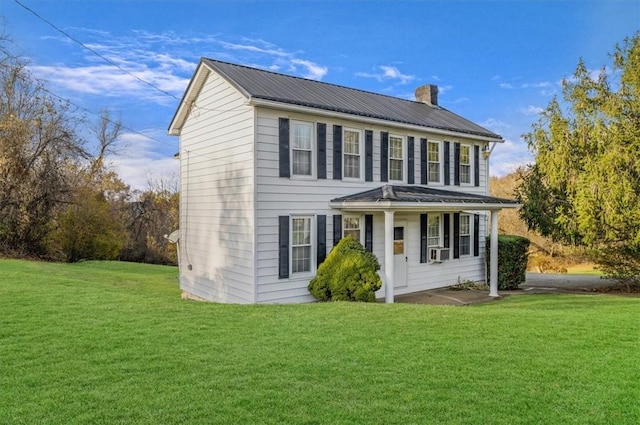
[[392, 273, 617, 306]]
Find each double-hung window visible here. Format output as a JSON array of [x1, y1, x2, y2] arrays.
[[343, 216, 361, 242], [428, 141, 440, 183], [460, 214, 471, 256], [291, 217, 312, 274], [343, 129, 361, 179], [460, 145, 471, 184], [427, 215, 440, 247], [291, 121, 313, 177], [389, 135, 404, 181]]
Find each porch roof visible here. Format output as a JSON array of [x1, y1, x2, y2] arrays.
[[330, 185, 520, 212]]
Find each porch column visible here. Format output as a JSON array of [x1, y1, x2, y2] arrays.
[[384, 210, 395, 303], [489, 209, 499, 297]]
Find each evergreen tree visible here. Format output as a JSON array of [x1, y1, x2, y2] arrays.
[[516, 33, 640, 285]]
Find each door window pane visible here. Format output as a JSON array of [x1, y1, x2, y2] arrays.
[[394, 226, 404, 254]]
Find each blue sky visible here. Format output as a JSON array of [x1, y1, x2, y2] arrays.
[[1, 0, 638, 189]]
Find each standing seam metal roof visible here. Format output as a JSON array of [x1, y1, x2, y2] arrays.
[[331, 185, 518, 205], [202, 58, 502, 140]]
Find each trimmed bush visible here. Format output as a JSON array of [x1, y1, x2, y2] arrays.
[[486, 234, 530, 290], [308, 237, 382, 302]]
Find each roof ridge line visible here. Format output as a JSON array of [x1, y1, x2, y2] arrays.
[[202, 57, 444, 110]]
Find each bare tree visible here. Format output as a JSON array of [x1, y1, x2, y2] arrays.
[[0, 53, 86, 255]]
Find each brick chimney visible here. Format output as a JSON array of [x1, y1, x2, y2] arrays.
[[415, 84, 438, 106]]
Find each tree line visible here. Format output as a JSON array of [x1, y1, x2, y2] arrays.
[[0, 34, 178, 265]]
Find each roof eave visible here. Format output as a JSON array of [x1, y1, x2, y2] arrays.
[[168, 60, 213, 136], [249, 97, 504, 142], [329, 200, 521, 212]]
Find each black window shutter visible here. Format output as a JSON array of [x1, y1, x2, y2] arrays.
[[278, 216, 289, 279], [444, 141, 450, 185], [333, 214, 342, 246], [473, 214, 480, 257], [453, 212, 460, 259], [279, 118, 290, 178], [317, 215, 327, 266], [317, 123, 327, 179], [365, 130, 373, 182], [381, 132, 389, 182], [420, 138, 427, 185], [420, 213, 428, 263], [364, 214, 373, 252], [474, 145, 480, 187], [443, 213, 450, 248], [333, 125, 342, 180], [454, 142, 461, 186], [407, 136, 415, 184]]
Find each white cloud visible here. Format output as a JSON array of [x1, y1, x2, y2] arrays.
[[30, 64, 190, 104], [290, 59, 328, 80], [437, 85, 453, 95], [480, 118, 512, 133], [107, 131, 179, 191], [488, 137, 533, 177], [522, 81, 552, 89], [498, 80, 552, 90], [356, 65, 416, 84], [219, 40, 290, 58], [30, 29, 330, 103], [521, 105, 544, 116]]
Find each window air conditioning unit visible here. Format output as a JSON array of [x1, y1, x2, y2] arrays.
[[429, 247, 450, 263]]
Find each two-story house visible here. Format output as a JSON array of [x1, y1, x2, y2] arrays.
[[168, 58, 518, 304]]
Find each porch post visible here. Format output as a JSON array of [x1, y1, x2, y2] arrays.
[[489, 209, 499, 297], [384, 210, 395, 303]]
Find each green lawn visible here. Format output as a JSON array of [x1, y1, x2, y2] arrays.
[[1, 260, 639, 424]]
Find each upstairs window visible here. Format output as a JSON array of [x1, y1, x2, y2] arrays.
[[460, 145, 471, 184], [291, 121, 313, 177], [460, 214, 471, 256], [343, 129, 362, 179], [428, 141, 440, 183], [291, 217, 312, 274], [389, 135, 404, 181]]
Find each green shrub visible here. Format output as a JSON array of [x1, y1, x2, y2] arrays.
[[308, 237, 381, 302], [486, 234, 530, 290]]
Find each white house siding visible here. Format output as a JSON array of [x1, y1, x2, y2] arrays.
[[254, 107, 491, 303], [178, 71, 256, 303], [375, 211, 488, 299]]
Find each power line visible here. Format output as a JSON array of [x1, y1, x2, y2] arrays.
[[13, 0, 180, 101], [40, 86, 176, 149]]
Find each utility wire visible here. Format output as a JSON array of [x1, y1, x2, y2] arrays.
[[13, 0, 245, 153], [14, 0, 180, 101], [40, 86, 176, 149]]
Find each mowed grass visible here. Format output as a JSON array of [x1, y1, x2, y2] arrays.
[[1, 260, 639, 425]]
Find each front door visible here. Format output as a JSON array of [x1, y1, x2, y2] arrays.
[[393, 221, 407, 288]]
